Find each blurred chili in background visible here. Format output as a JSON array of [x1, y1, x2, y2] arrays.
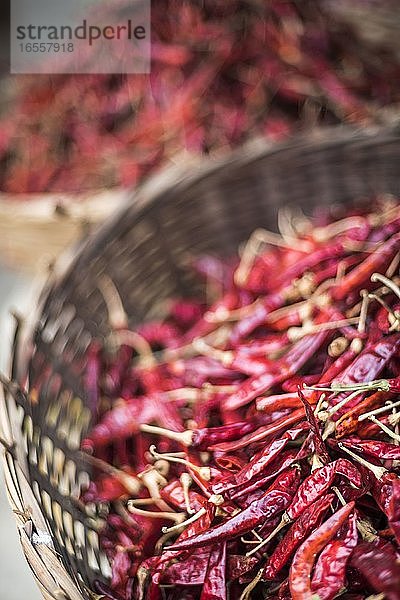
[[1, 0, 400, 194]]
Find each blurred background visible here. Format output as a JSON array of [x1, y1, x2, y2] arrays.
[[0, 0, 400, 597]]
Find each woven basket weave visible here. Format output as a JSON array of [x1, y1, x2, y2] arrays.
[[2, 125, 400, 599]]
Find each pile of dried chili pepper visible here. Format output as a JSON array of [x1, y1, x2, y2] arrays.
[[2, 0, 400, 193], [80, 197, 400, 599]]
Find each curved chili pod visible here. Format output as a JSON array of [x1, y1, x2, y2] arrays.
[[263, 493, 334, 580], [287, 459, 361, 521], [169, 467, 301, 551], [350, 541, 400, 600], [289, 502, 355, 600], [311, 511, 358, 600]]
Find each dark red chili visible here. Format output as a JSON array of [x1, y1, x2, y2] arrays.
[[311, 511, 358, 600], [169, 467, 301, 551], [350, 541, 400, 600], [289, 502, 355, 600], [263, 493, 334, 580]]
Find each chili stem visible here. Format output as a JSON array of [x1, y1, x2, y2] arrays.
[[325, 390, 364, 418], [109, 330, 155, 363], [313, 216, 366, 242], [314, 393, 327, 417], [192, 338, 233, 364], [357, 290, 369, 335], [278, 206, 310, 243], [331, 486, 346, 506], [368, 415, 400, 443], [287, 317, 360, 342], [98, 275, 128, 330], [127, 498, 158, 507], [358, 399, 400, 422], [180, 473, 194, 514], [246, 513, 290, 557], [140, 424, 193, 446], [239, 568, 263, 600], [328, 336, 349, 357], [310, 379, 392, 393], [368, 293, 399, 320], [161, 507, 206, 534], [392, 406, 400, 448], [371, 273, 400, 301], [204, 299, 259, 323], [127, 503, 184, 523], [149, 446, 211, 480], [338, 443, 388, 480]]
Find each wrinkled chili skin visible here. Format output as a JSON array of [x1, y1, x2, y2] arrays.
[[211, 426, 304, 496], [388, 479, 400, 545], [209, 413, 309, 452], [311, 512, 358, 600], [350, 542, 400, 600], [191, 421, 255, 450], [200, 543, 227, 600], [289, 502, 355, 600], [158, 553, 210, 586], [287, 459, 361, 521], [341, 438, 400, 461], [263, 493, 334, 580], [371, 472, 400, 515], [228, 449, 298, 505], [169, 467, 301, 551]]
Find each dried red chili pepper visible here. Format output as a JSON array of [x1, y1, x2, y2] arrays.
[[169, 466, 301, 551], [230, 449, 299, 506], [263, 493, 334, 580], [335, 390, 394, 438], [341, 438, 400, 461], [326, 332, 400, 413], [158, 551, 210, 586], [200, 542, 227, 600], [311, 511, 358, 600], [223, 327, 330, 410], [209, 410, 308, 452], [289, 502, 355, 600], [350, 542, 400, 600], [287, 460, 361, 522], [211, 425, 305, 497], [331, 233, 400, 301], [256, 391, 313, 413], [297, 387, 329, 463], [388, 478, 400, 545]]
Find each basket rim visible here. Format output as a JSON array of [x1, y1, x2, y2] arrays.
[[33, 121, 400, 287]]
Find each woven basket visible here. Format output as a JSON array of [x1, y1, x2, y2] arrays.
[[2, 125, 400, 599]]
